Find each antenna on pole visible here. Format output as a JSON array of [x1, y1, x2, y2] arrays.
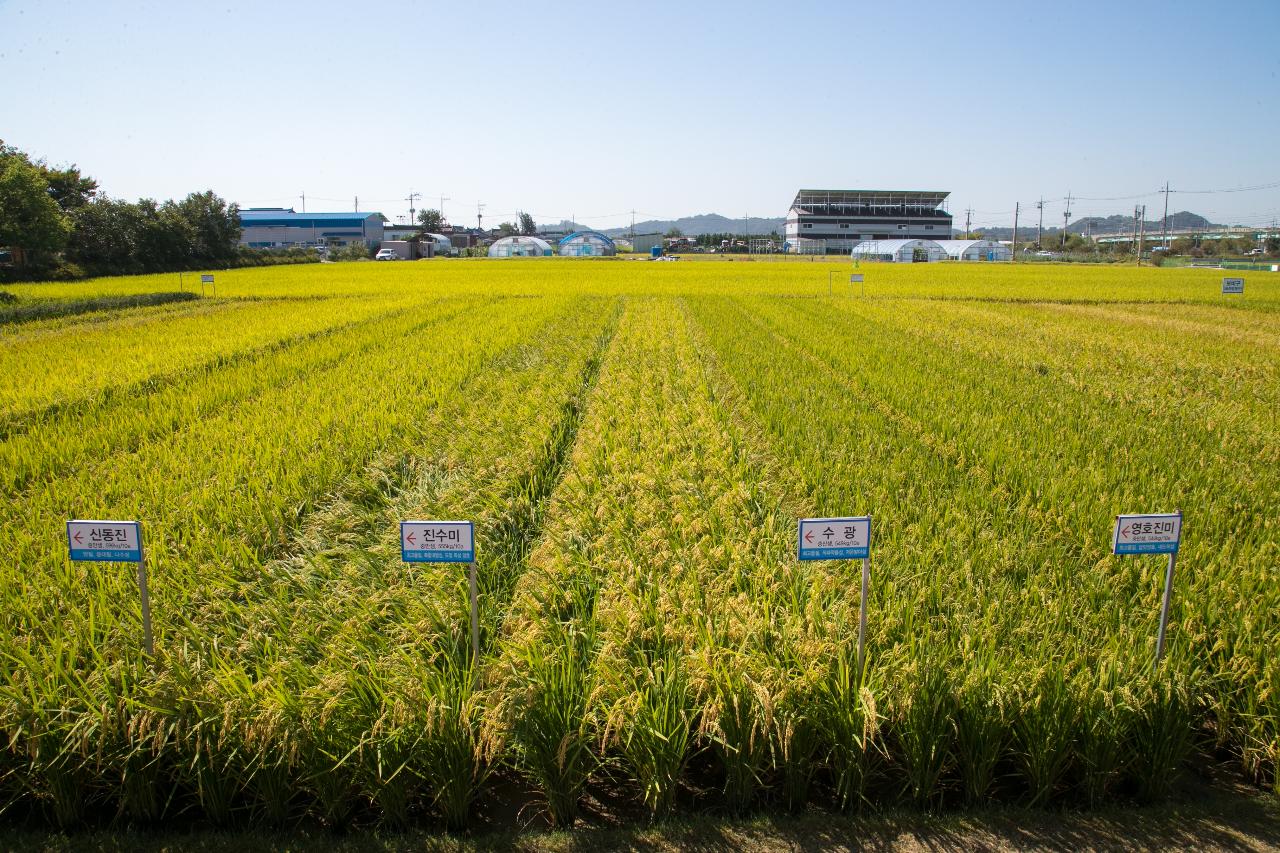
[[439, 195, 450, 225], [477, 202, 485, 231], [1061, 192, 1073, 250], [407, 192, 420, 227]]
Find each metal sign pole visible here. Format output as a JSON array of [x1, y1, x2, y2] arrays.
[[137, 526, 154, 657], [857, 555, 870, 678], [1154, 551, 1176, 667], [468, 560, 480, 678]]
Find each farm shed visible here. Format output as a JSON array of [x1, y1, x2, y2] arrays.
[[488, 236, 554, 257], [850, 239, 947, 263], [558, 231, 617, 257], [934, 239, 1012, 261]]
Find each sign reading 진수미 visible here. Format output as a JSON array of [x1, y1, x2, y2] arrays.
[[401, 520, 474, 563], [1112, 512, 1182, 555], [67, 520, 142, 562], [798, 517, 871, 560]]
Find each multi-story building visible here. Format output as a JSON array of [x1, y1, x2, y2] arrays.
[[784, 189, 952, 254]]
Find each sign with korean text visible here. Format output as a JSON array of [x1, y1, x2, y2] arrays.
[[1112, 512, 1182, 555], [67, 520, 142, 562], [201, 274, 214, 285], [850, 274, 864, 283], [1221, 277, 1243, 294], [401, 520, 474, 563], [799, 516, 871, 560]]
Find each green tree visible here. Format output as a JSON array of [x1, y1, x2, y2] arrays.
[[0, 146, 70, 267], [519, 211, 536, 236], [416, 208, 444, 232], [498, 222, 518, 237], [172, 191, 240, 263], [67, 197, 143, 272], [665, 226, 683, 238], [42, 164, 97, 212]]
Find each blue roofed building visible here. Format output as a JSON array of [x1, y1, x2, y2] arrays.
[[238, 208, 386, 249]]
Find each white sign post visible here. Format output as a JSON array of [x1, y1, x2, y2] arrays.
[[850, 273, 865, 298], [799, 516, 873, 675], [200, 274, 215, 297], [66, 520, 153, 656], [401, 520, 478, 669], [1112, 511, 1183, 667], [1222, 277, 1244, 294]]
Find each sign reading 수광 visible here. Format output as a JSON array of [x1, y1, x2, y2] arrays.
[[1112, 512, 1182, 555], [67, 520, 142, 562], [1222, 277, 1244, 294], [799, 517, 871, 560], [401, 520, 474, 563]]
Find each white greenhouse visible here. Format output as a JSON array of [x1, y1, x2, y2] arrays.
[[558, 230, 617, 257], [488, 235, 554, 258], [424, 232, 453, 255], [850, 239, 947, 263], [934, 239, 1012, 261]]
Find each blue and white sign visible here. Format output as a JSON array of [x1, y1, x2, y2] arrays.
[[201, 274, 214, 285], [850, 273, 864, 283], [1222, 277, 1244, 294], [1113, 512, 1182, 555], [401, 520, 474, 563], [799, 516, 871, 561], [67, 520, 142, 562]]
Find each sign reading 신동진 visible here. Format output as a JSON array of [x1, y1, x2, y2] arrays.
[[401, 520, 474, 563], [67, 520, 142, 562], [1112, 512, 1182, 555], [798, 517, 871, 560]]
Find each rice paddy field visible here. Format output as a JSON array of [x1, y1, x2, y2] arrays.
[[1, 258, 1277, 830]]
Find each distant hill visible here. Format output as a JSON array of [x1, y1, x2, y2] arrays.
[[963, 211, 1217, 240], [542, 214, 786, 238]]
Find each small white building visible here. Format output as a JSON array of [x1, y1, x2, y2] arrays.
[[488, 235, 554, 257], [934, 239, 1013, 261], [850, 239, 947, 263]]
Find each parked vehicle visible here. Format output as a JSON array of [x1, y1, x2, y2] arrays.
[[374, 249, 397, 261]]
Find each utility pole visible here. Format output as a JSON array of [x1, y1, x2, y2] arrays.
[[1036, 198, 1044, 247], [1061, 192, 1073, 250], [477, 202, 485, 232], [1012, 202, 1020, 261], [1133, 206, 1141, 258], [439, 195, 450, 225], [407, 192, 420, 228], [1161, 181, 1170, 249], [354, 196, 358, 212], [1137, 204, 1147, 265], [629, 209, 636, 242], [300, 191, 306, 213]]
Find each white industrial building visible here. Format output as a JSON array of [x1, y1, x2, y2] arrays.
[[786, 189, 952, 254], [934, 239, 1012, 261], [850, 239, 947, 263], [488, 235, 554, 257], [239, 209, 385, 248]]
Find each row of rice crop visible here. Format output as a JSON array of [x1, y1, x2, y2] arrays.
[[688, 293, 1275, 797], [0, 292, 432, 426], [0, 295, 620, 827]]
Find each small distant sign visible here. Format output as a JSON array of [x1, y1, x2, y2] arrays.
[[401, 520, 474, 563], [850, 274, 864, 283], [799, 517, 871, 560], [201, 274, 214, 284], [67, 520, 142, 562], [1222, 277, 1243, 294], [1113, 512, 1182, 555]]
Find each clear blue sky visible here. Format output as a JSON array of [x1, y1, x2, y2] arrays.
[[3, 0, 1278, 229]]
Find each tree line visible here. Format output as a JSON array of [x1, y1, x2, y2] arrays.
[[0, 140, 253, 280]]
